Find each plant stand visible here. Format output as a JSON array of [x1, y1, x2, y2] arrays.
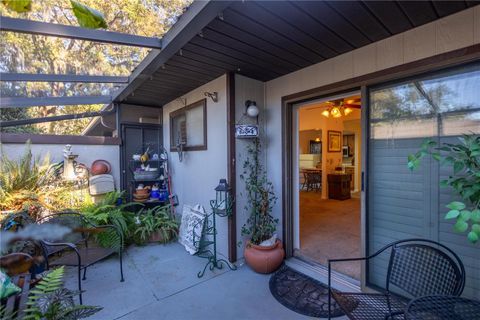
[[194, 199, 237, 278]]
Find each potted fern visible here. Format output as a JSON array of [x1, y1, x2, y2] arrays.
[[241, 138, 284, 274], [133, 205, 179, 245]]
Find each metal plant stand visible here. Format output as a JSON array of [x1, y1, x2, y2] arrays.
[[194, 179, 237, 278]]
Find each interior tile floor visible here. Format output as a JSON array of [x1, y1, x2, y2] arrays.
[[299, 191, 361, 280]]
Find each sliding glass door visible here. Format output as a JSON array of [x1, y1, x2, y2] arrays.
[[367, 63, 480, 297]]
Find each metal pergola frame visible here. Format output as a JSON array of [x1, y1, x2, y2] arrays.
[[1, 96, 112, 108], [1, 73, 129, 83], [0, 16, 162, 49], [0, 107, 117, 128], [0, 0, 229, 129]]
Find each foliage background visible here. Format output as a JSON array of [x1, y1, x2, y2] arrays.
[[0, 0, 191, 135]]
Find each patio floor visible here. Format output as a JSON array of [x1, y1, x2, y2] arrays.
[[64, 243, 347, 320]]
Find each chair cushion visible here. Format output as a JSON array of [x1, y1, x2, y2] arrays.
[[333, 291, 407, 320], [0, 270, 21, 299]]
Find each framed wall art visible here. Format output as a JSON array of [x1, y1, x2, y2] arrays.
[[327, 130, 342, 152]]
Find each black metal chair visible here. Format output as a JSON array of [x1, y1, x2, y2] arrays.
[[37, 211, 124, 304], [304, 170, 322, 192], [328, 239, 465, 320]]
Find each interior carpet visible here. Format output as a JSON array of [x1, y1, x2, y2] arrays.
[[269, 265, 350, 318]]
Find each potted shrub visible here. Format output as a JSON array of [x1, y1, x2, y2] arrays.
[[241, 138, 284, 273], [133, 205, 179, 245]]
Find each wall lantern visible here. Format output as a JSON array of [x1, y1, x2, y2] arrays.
[[245, 100, 259, 118], [235, 99, 260, 138], [204, 91, 218, 103]]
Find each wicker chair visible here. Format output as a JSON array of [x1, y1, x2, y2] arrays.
[[328, 239, 465, 320], [37, 211, 124, 304]]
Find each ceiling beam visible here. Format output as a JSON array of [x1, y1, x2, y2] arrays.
[[0, 16, 162, 49], [0, 108, 116, 128], [0, 73, 129, 83], [113, 0, 233, 103], [1, 96, 112, 108]]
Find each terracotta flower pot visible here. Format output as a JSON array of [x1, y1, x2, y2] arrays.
[[91, 160, 111, 175], [244, 239, 285, 274]]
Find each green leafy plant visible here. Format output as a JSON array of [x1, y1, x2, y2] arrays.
[[1, 0, 30, 12], [0, 143, 84, 217], [133, 205, 179, 245], [70, 0, 107, 29], [1, 0, 107, 29], [0, 142, 52, 212], [240, 138, 278, 245], [408, 134, 480, 244], [80, 191, 136, 250], [24, 266, 102, 320]]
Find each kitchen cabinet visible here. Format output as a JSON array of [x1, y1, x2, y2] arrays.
[[343, 134, 355, 157]]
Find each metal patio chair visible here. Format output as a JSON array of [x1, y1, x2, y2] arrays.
[[37, 211, 124, 304], [328, 238, 465, 320]]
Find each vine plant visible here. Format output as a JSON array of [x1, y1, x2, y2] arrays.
[[408, 134, 480, 244], [240, 138, 278, 245]]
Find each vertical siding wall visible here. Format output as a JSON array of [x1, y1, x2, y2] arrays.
[[0, 143, 121, 188], [264, 6, 480, 245], [162, 75, 229, 258]]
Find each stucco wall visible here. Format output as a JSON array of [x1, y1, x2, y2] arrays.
[[162, 75, 229, 258], [264, 7, 480, 238], [234, 74, 266, 260], [0, 143, 121, 188]]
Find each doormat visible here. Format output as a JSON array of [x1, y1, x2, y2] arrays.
[[269, 265, 349, 318]]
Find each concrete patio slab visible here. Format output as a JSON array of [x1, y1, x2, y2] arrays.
[[63, 243, 347, 320]]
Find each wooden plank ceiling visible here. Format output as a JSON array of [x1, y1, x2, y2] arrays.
[[122, 0, 478, 108]]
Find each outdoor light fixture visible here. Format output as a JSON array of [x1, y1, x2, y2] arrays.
[[235, 100, 260, 138], [204, 91, 218, 103], [245, 100, 259, 118]]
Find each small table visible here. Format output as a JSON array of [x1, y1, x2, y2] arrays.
[[327, 173, 351, 200], [405, 295, 480, 320]]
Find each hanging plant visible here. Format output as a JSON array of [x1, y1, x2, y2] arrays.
[[408, 134, 480, 244]]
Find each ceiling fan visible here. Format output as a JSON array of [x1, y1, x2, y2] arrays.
[[321, 97, 361, 118]]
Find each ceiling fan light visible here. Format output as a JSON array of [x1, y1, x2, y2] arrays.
[[344, 107, 353, 115], [331, 107, 341, 118], [321, 110, 330, 117]]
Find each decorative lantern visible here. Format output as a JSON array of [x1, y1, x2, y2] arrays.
[[214, 178, 232, 216], [195, 179, 237, 278]]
